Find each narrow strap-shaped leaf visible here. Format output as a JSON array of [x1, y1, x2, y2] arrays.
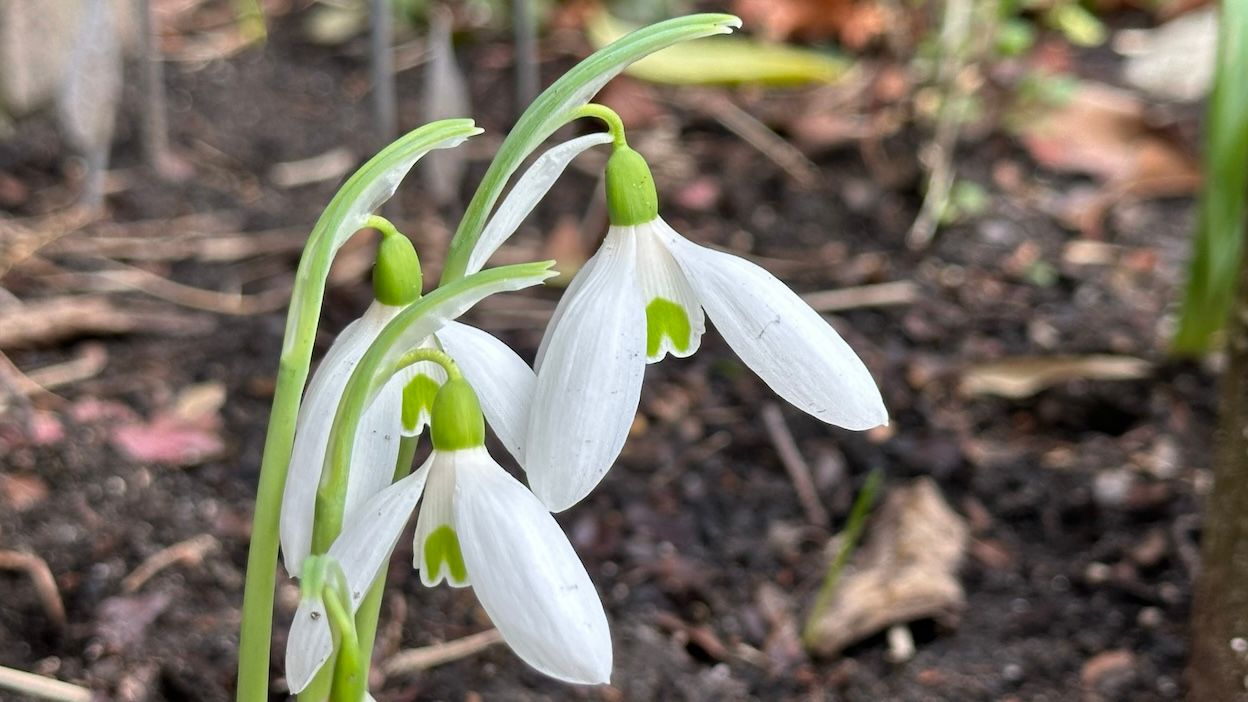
[[439, 13, 740, 284]]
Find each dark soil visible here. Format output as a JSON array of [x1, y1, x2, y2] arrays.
[[0, 7, 1214, 702]]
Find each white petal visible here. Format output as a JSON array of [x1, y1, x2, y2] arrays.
[[633, 223, 705, 363], [526, 229, 645, 512], [281, 302, 400, 578], [454, 448, 612, 684], [411, 451, 468, 587], [435, 321, 535, 462], [534, 251, 600, 371], [343, 376, 403, 528], [331, 457, 433, 606], [467, 133, 614, 275], [657, 221, 888, 430], [285, 595, 332, 696], [285, 457, 432, 694]]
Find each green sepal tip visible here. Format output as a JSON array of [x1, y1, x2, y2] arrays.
[[429, 378, 485, 451], [605, 145, 659, 227]]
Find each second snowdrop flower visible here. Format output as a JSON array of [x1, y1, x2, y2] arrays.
[[285, 375, 612, 692], [526, 117, 889, 512]]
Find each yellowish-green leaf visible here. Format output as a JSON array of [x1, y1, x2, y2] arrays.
[[587, 11, 848, 86]]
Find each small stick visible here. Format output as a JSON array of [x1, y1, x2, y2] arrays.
[[122, 534, 219, 593], [761, 403, 829, 528], [801, 281, 918, 312], [382, 629, 503, 675], [371, 0, 397, 147], [682, 92, 819, 187], [0, 551, 67, 630], [513, 0, 538, 117], [0, 666, 91, 702], [136, 0, 172, 175]]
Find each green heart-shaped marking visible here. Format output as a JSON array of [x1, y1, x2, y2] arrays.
[[646, 297, 692, 358], [402, 373, 442, 433], [423, 524, 467, 583]]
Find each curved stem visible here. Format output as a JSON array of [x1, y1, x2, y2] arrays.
[[365, 214, 403, 239], [568, 103, 628, 148], [396, 347, 462, 381]]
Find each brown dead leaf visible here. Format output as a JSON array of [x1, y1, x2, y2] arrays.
[[95, 591, 171, 652], [734, 0, 891, 49], [960, 355, 1153, 399], [1019, 82, 1197, 183], [805, 478, 968, 657], [0, 473, 49, 512], [110, 382, 225, 465]]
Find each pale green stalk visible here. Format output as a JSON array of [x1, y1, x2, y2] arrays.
[[439, 13, 742, 284], [236, 119, 480, 702], [311, 262, 555, 555]]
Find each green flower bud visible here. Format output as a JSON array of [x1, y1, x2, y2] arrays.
[[429, 378, 485, 451], [605, 146, 659, 227], [373, 231, 423, 306]]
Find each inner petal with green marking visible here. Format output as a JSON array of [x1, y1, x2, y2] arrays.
[[423, 524, 468, 584], [646, 297, 693, 359], [402, 373, 442, 433]]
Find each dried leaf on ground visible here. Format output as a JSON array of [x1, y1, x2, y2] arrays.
[[805, 478, 968, 657], [734, 0, 892, 49], [95, 591, 171, 652], [960, 355, 1153, 399], [1116, 7, 1216, 102], [0, 296, 212, 349], [1018, 81, 1198, 184], [110, 381, 225, 465]]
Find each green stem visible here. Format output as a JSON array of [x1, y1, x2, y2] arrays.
[[324, 575, 365, 702], [437, 13, 741, 285], [236, 119, 480, 702], [365, 214, 402, 240], [569, 103, 628, 148], [351, 435, 420, 683], [396, 348, 462, 380]]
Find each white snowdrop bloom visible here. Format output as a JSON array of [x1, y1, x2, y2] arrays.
[[279, 233, 536, 579], [526, 145, 888, 512], [285, 379, 612, 691]]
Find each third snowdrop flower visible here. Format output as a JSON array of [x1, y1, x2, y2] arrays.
[[285, 376, 612, 691], [527, 135, 888, 512]]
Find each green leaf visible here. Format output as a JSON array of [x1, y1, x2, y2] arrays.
[[587, 11, 849, 86], [440, 13, 742, 284], [1174, 0, 1248, 353]]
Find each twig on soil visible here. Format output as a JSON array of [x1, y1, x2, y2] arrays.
[[801, 281, 919, 312], [678, 92, 820, 187], [0, 550, 67, 630], [761, 403, 830, 529], [0, 344, 107, 401], [382, 629, 504, 676], [122, 534, 219, 593], [42, 262, 292, 316], [0, 296, 210, 349], [0, 666, 90, 702], [0, 208, 97, 279]]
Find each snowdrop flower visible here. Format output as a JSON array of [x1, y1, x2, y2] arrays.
[[526, 140, 888, 512], [286, 377, 612, 691], [279, 227, 535, 578]]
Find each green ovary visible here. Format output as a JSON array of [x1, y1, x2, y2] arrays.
[[401, 373, 442, 432], [646, 298, 692, 358], [424, 524, 467, 583]]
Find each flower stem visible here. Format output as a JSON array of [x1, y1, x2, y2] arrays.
[[365, 214, 402, 240], [350, 435, 420, 685], [323, 571, 365, 702], [568, 103, 628, 149], [396, 347, 462, 381]]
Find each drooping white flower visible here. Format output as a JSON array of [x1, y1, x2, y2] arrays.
[[285, 379, 612, 691], [526, 145, 888, 512]]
